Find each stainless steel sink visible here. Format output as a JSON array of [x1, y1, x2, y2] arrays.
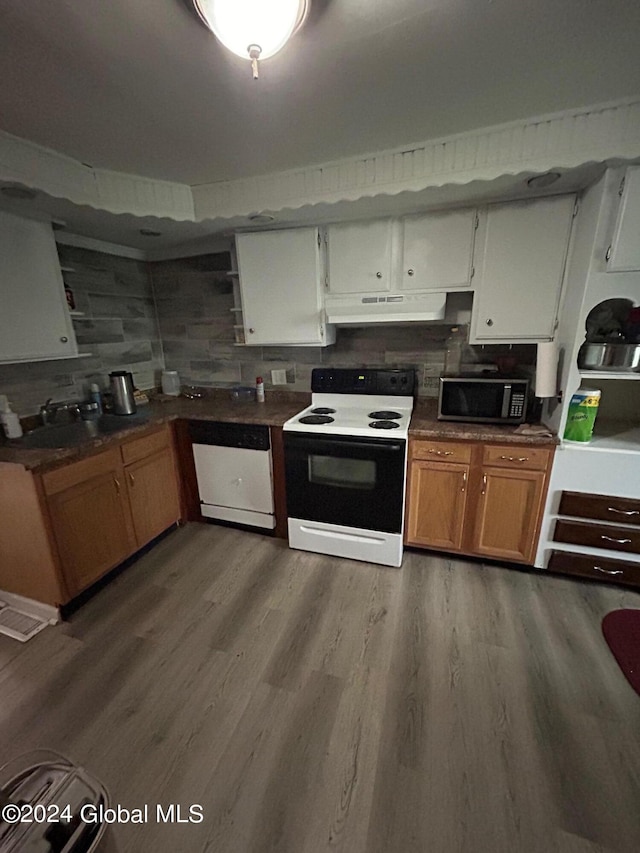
[[19, 411, 152, 449]]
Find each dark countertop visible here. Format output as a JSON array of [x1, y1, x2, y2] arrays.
[[0, 392, 557, 472], [0, 391, 310, 472], [409, 399, 559, 446]]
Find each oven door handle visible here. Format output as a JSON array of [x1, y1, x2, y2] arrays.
[[285, 436, 405, 455]]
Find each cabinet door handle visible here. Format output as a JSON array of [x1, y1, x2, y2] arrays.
[[407, 269, 414, 276], [600, 535, 631, 544], [485, 319, 493, 327], [481, 473, 487, 495], [461, 471, 467, 493], [114, 477, 121, 494], [499, 455, 529, 463], [376, 272, 383, 279], [607, 507, 639, 516], [428, 449, 453, 456], [128, 472, 135, 486], [248, 327, 255, 334], [593, 565, 624, 576]]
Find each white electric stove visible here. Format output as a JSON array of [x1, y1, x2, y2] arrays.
[[283, 368, 415, 567]]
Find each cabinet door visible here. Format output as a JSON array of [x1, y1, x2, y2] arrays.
[[0, 210, 78, 363], [470, 195, 575, 342], [125, 447, 181, 548], [236, 228, 327, 345], [47, 469, 135, 597], [406, 461, 468, 550], [326, 220, 393, 293], [401, 209, 476, 291], [607, 166, 640, 271], [472, 467, 546, 563]]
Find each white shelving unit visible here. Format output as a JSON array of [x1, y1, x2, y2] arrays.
[[579, 370, 640, 381]]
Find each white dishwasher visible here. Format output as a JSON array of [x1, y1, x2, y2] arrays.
[[189, 421, 275, 529]]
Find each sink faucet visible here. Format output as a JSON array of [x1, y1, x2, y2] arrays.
[[40, 398, 81, 426], [40, 398, 56, 425]]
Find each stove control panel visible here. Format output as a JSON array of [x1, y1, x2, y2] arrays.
[[311, 368, 415, 396]]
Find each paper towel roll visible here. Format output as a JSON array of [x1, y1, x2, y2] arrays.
[[535, 340, 559, 398]]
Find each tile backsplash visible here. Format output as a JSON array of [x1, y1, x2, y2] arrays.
[[0, 244, 162, 415], [151, 254, 536, 395], [3, 246, 536, 415]]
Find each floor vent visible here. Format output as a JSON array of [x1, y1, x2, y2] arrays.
[[0, 603, 50, 642]]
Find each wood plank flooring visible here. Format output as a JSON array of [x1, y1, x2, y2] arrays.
[[1, 523, 640, 852]]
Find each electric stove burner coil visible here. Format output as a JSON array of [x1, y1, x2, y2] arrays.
[[299, 415, 335, 425], [310, 407, 337, 415], [368, 410, 402, 420], [369, 420, 400, 429]]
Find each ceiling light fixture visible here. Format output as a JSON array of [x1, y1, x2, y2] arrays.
[[247, 212, 275, 224], [193, 0, 310, 79], [527, 172, 561, 189], [1, 184, 38, 201]]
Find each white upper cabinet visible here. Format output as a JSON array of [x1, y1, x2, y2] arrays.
[[326, 210, 478, 296], [607, 166, 640, 272], [0, 211, 78, 364], [400, 209, 477, 291], [326, 220, 393, 294], [236, 228, 335, 346], [470, 195, 575, 343]]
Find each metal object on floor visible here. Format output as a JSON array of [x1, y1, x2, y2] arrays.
[[0, 750, 109, 852]]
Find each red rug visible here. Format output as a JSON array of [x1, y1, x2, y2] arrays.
[[602, 609, 640, 696]]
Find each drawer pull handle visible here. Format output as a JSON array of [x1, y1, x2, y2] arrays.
[[593, 565, 624, 576], [608, 507, 639, 516], [128, 472, 135, 486], [429, 449, 453, 456], [499, 455, 529, 462], [114, 477, 121, 494], [481, 473, 487, 495], [600, 535, 632, 544]]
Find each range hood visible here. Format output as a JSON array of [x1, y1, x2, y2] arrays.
[[324, 291, 446, 326]]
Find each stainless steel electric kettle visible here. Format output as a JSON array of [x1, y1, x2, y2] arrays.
[[109, 371, 136, 415]]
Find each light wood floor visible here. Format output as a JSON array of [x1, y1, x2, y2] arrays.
[[1, 523, 640, 853]]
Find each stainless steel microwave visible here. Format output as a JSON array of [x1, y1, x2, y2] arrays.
[[438, 377, 529, 424]]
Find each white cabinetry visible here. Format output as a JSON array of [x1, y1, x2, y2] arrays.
[[236, 228, 335, 346], [0, 211, 78, 364], [606, 166, 640, 272], [326, 210, 477, 295], [326, 220, 393, 294], [400, 209, 477, 291], [470, 195, 575, 343]]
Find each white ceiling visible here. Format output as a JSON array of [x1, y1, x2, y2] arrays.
[[1, 0, 640, 187]]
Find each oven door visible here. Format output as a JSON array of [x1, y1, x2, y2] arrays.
[[284, 432, 406, 534]]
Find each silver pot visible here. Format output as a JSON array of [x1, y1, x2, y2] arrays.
[[578, 342, 640, 372]]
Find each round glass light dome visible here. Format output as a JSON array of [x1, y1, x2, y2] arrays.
[[194, 0, 308, 62]]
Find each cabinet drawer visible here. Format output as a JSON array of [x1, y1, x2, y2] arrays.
[[548, 550, 640, 588], [121, 425, 171, 466], [411, 440, 472, 464], [42, 447, 122, 497], [558, 491, 640, 526], [482, 444, 551, 471], [554, 519, 640, 555]]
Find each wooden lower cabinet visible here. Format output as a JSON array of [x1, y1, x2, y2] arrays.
[[471, 466, 546, 563], [47, 465, 136, 597], [41, 424, 181, 601], [406, 461, 468, 550], [406, 439, 554, 564], [125, 446, 180, 549]]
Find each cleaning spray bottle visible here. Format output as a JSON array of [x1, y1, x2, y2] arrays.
[[0, 395, 23, 439]]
